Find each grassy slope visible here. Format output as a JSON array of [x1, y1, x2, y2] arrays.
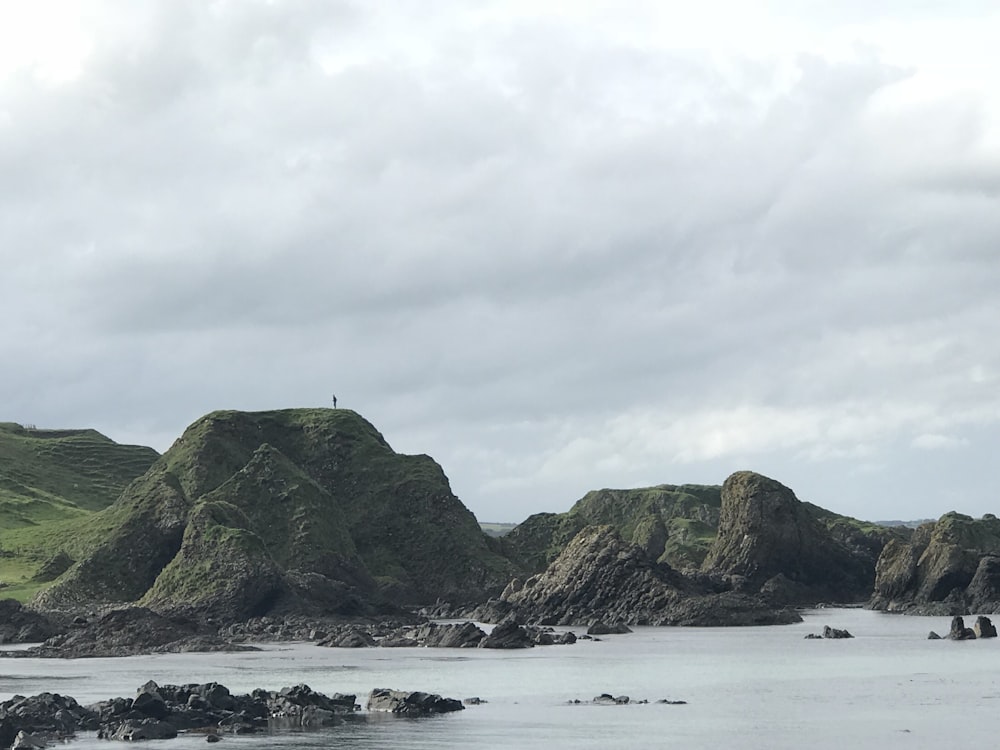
[[0, 422, 159, 600], [36, 409, 516, 610]]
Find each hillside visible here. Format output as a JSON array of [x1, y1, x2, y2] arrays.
[[0, 423, 158, 599], [34, 409, 516, 618]]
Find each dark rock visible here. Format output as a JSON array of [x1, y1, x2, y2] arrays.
[[821, 626, 853, 639], [410, 622, 485, 648], [103, 718, 178, 741], [556, 631, 577, 644], [480, 621, 534, 649], [656, 699, 688, 705], [702, 472, 872, 603], [365, 689, 464, 715], [586, 622, 632, 635], [7, 608, 255, 658], [974, 616, 997, 639], [10, 731, 46, 750], [948, 616, 976, 640], [206, 734, 221, 743], [463, 697, 486, 705], [871, 515, 1000, 613], [927, 631, 941, 639], [0, 600, 59, 644]]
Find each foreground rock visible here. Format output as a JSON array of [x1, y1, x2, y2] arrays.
[[0, 693, 98, 748], [365, 689, 463, 715], [4, 608, 255, 658], [471, 525, 799, 627], [947, 616, 976, 640]]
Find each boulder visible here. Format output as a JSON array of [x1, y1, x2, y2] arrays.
[[101, 718, 178, 741], [480, 621, 534, 649], [927, 631, 941, 639], [974, 616, 997, 639], [586, 621, 632, 635], [365, 689, 464, 715], [947, 616, 976, 640]]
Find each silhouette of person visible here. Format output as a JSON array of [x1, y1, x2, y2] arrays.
[[332, 394, 338, 408]]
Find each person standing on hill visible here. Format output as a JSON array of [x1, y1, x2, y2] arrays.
[[332, 394, 338, 408]]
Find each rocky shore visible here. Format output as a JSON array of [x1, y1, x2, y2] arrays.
[[0, 681, 464, 748]]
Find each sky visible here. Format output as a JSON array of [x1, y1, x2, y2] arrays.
[[2, 1, 999, 524]]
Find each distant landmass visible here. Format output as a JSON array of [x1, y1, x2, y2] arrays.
[[1, 409, 996, 650]]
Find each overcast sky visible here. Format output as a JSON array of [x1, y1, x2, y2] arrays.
[[3, 1, 998, 524]]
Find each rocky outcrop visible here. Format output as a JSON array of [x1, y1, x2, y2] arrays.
[[473, 525, 799, 627], [34, 409, 516, 620], [948, 615, 976, 640], [804, 625, 853, 639], [974, 615, 997, 639], [0, 600, 59, 644], [701, 472, 872, 603], [6, 608, 255, 658], [0, 693, 98, 748], [870, 513, 1000, 614], [365, 689, 463, 715]]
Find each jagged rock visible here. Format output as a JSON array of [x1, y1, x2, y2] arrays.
[[822, 626, 853, 639], [476, 524, 799, 627], [701, 472, 871, 603], [480, 621, 534, 649], [871, 515, 1000, 613], [410, 622, 485, 648], [0, 693, 98, 748], [974, 616, 997, 639], [365, 689, 464, 715], [948, 616, 976, 640], [928, 631, 941, 639]]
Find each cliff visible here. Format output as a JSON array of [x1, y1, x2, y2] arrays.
[[870, 512, 1000, 614]]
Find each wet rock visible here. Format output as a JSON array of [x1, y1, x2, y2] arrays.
[[927, 631, 942, 639], [101, 718, 178, 741], [10, 731, 46, 750], [365, 689, 464, 715]]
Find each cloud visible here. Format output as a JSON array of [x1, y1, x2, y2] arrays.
[[2, 1, 1000, 524]]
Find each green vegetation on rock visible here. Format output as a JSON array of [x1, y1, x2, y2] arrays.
[[34, 409, 516, 617]]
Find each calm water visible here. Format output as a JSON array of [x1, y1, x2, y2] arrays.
[[1, 609, 997, 749]]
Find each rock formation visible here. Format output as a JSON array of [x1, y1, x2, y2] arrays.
[[473, 524, 799, 626], [33, 409, 516, 620], [701, 472, 873, 602], [870, 513, 1000, 614]]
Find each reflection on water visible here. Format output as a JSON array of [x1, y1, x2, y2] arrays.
[[2, 609, 998, 749]]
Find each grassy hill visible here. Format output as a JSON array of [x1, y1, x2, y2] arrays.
[[0, 422, 158, 600], [34, 409, 516, 617]]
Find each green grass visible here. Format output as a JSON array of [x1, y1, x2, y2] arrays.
[[0, 422, 159, 599]]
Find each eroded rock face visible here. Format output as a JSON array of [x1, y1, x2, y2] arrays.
[[870, 514, 1000, 614], [473, 524, 799, 627], [701, 472, 871, 603], [0, 600, 59, 644]]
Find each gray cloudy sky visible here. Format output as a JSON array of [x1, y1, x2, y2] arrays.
[[3, 1, 999, 523]]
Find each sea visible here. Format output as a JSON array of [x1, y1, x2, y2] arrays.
[[1, 608, 996, 749]]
